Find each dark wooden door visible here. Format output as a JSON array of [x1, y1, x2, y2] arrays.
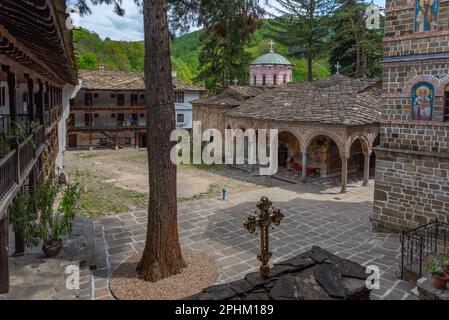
[[68, 134, 77, 148], [117, 113, 125, 126], [140, 134, 147, 148], [278, 144, 288, 167], [84, 113, 92, 127]]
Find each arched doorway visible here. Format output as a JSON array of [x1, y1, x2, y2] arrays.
[[348, 138, 365, 179], [304, 135, 341, 179], [277, 131, 301, 169]]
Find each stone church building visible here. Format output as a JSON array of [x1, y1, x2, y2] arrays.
[[372, 0, 449, 231], [193, 47, 382, 193]]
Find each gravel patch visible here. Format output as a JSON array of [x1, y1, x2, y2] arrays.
[[110, 250, 218, 300]]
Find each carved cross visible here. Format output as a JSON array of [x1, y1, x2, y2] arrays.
[[243, 197, 284, 278], [233, 77, 239, 86], [335, 61, 341, 75]]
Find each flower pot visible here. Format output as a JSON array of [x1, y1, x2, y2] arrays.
[[431, 273, 449, 290], [42, 239, 63, 258]]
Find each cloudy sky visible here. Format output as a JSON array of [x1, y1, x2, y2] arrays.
[[70, 0, 386, 41]]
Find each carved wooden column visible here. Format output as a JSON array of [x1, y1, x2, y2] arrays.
[[25, 74, 35, 122], [363, 150, 372, 187], [0, 215, 9, 294], [341, 153, 349, 193], [36, 79, 44, 125]]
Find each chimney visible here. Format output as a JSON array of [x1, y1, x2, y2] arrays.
[[99, 64, 105, 71], [171, 70, 177, 79]]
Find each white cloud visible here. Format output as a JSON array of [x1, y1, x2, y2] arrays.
[[69, 0, 386, 42], [75, 0, 144, 41]]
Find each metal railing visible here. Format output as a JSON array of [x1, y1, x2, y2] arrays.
[[400, 219, 449, 280]]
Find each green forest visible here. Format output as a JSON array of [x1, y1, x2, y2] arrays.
[[74, 22, 332, 84], [74, 1, 383, 89]]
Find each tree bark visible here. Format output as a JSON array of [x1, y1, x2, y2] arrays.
[[137, 0, 186, 282]]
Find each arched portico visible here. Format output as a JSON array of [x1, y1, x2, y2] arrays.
[[225, 118, 380, 193]]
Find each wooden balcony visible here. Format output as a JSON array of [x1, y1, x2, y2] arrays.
[[71, 103, 146, 111], [0, 125, 45, 214], [69, 120, 146, 132]]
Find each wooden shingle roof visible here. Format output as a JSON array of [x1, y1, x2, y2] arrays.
[[226, 75, 382, 125], [79, 70, 206, 92], [192, 86, 266, 107]]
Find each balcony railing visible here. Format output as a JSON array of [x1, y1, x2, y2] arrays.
[[0, 125, 45, 204], [0, 149, 17, 202], [71, 120, 146, 130], [72, 102, 146, 110], [0, 114, 33, 136]]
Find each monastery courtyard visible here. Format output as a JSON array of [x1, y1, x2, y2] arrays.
[[0, 149, 418, 300]]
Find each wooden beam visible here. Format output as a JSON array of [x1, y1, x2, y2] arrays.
[[0, 215, 10, 294]]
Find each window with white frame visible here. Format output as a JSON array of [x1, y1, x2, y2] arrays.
[[177, 113, 184, 123]]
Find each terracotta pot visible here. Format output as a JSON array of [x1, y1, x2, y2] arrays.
[[42, 239, 63, 258], [431, 273, 449, 290]]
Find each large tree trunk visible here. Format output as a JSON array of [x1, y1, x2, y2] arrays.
[[137, 0, 186, 282]]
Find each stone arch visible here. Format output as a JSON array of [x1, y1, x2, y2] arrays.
[[275, 127, 305, 148], [403, 74, 441, 96], [303, 129, 345, 157], [346, 134, 370, 156]]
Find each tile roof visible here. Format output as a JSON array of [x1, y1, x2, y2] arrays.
[[192, 86, 266, 106], [226, 75, 382, 125], [78, 70, 206, 92]]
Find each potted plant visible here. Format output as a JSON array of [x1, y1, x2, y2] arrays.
[[36, 179, 80, 258], [9, 179, 80, 258], [9, 192, 40, 249], [425, 257, 449, 290]]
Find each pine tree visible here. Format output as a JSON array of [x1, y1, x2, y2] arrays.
[[268, 0, 337, 81], [329, 0, 384, 77]]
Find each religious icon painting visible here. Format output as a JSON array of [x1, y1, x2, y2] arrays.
[[415, 0, 439, 32], [412, 82, 434, 121]]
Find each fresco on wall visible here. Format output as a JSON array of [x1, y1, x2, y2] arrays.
[[415, 0, 439, 32], [412, 83, 434, 121]]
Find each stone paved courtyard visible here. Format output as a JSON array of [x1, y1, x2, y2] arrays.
[[0, 176, 418, 300], [87, 180, 417, 300]]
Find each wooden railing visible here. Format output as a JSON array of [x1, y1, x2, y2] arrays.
[[71, 120, 146, 130], [0, 150, 17, 202], [18, 139, 33, 179], [0, 125, 45, 204], [35, 125, 44, 153]]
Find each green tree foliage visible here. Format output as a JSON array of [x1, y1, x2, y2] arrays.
[[328, 0, 384, 77], [74, 24, 330, 84], [192, 1, 263, 92], [267, 0, 338, 81]]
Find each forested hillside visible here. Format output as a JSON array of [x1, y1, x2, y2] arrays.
[[74, 21, 331, 84]]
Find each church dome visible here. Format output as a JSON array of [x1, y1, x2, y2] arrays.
[[251, 52, 293, 66]]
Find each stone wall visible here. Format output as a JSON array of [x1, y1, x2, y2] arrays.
[[373, 149, 449, 232], [69, 131, 137, 149], [373, 0, 449, 232]]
